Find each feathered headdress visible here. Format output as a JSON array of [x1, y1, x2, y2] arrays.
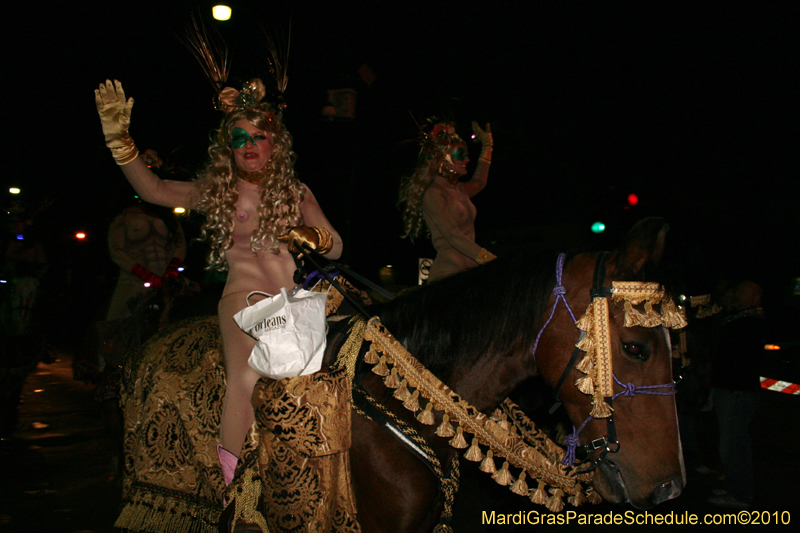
[[180, 15, 289, 116], [415, 117, 463, 155]]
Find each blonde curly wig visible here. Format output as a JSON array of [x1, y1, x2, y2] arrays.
[[398, 135, 464, 241], [195, 104, 304, 271]]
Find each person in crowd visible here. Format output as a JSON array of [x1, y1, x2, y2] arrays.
[[398, 118, 495, 281], [708, 281, 765, 508], [94, 77, 342, 488]]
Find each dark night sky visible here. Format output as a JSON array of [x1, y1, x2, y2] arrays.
[[5, 1, 799, 323]]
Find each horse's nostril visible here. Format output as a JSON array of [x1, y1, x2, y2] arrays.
[[650, 476, 683, 506]]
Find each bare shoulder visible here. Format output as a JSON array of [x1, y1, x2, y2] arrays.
[[299, 182, 318, 204], [423, 181, 456, 205]]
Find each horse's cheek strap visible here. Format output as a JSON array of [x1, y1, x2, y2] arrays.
[[549, 345, 583, 414]]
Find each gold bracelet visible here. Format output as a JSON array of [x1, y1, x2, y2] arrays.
[[108, 134, 139, 166], [313, 227, 334, 255]]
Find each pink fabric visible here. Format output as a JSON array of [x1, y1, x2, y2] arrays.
[[217, 444, 239, 487]]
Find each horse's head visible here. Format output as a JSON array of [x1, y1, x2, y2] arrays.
[[536, 218, 685, 509]]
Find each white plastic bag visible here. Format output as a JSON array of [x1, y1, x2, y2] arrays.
[[233, 287, 327, 380]]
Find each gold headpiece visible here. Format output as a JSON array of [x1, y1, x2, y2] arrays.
[[181, 15, 289, 115], [417, 118, 463, 155], [574, 282, 687, 418]]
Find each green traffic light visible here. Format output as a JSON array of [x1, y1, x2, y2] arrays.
[[591, 222, 606, 233]]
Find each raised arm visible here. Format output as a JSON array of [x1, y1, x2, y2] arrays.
[[95, 80, 199, 209], [461, 121, 493, 198]]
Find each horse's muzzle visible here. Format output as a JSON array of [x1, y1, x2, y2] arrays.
[[648, 476, 683, 507], [596, 460, 683, 509]]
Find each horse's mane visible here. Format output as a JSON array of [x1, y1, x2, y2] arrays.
[[374, 250, 562, 382]]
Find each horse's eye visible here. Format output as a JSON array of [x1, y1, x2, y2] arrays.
[[622, 342, 648, 361]]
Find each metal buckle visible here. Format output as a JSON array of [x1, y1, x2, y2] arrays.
[[589, 436, 608, 451]]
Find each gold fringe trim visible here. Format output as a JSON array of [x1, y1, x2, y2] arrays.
[[435, 414, 456, 438], [574, 301, 593, 330], [114, 488, 220, 533], [572, 282, 685, 426], [449, 426, 468, 449], [530, 480, 548, 505], [696, 302, 722, 318], [492, 461, 513, 486], [364, 345, 380, 364], [372, 355, 389, 376], [417, 402, 435, 425], [393, 379, 411, 401], [479, 450, 497, 473], [384, 366, 401, 388], [361, 318, 594, 507], [575, 353, 593, 374], [590, 398, 612, 418], [576, 374, 594, 395], [546, 488, 565, 513], [509, 471, 529, 496], [403, 389, 421, 412], [464, 438, 484, 462], [592, 297, 614, 402], [661, 299, 688, 329], [569, 483, 587, 506], [611, 282, 663, 305]]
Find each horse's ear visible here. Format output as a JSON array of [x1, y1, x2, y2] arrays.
[[609, 217, 669, 279]]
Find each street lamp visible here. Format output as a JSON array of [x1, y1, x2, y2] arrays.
[[213, 5, 232, 21]]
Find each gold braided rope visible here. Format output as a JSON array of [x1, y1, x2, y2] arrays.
[[574, 282, 688, 419], [335, 315, 368, 400], [363, 318, 593, 510], [227, 467, 270, 532]]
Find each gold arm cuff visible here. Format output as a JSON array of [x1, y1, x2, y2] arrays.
[[313, 227, 334, 255], [108, 135, 139, 165], [476, 248, 496, 265]]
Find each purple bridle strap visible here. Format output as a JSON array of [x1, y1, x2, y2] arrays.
[[532, 253, 578, 362], [562, 374, 677, 465]]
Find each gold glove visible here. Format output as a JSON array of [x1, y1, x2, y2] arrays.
[[278, 226, 333, 257], [95, 79, 138, 165], [471, 121, 493, 164], [475, 248, 496, 265]]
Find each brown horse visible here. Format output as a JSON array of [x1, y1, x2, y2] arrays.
[[340, 217, 684, 532], [115, 218, 684, 533]]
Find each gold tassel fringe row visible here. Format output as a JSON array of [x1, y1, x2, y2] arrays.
[[113, 486, 220, 533], [352, 384, 459, 533], [364, 318, 592, 507], [574, 283, 687, 420]]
